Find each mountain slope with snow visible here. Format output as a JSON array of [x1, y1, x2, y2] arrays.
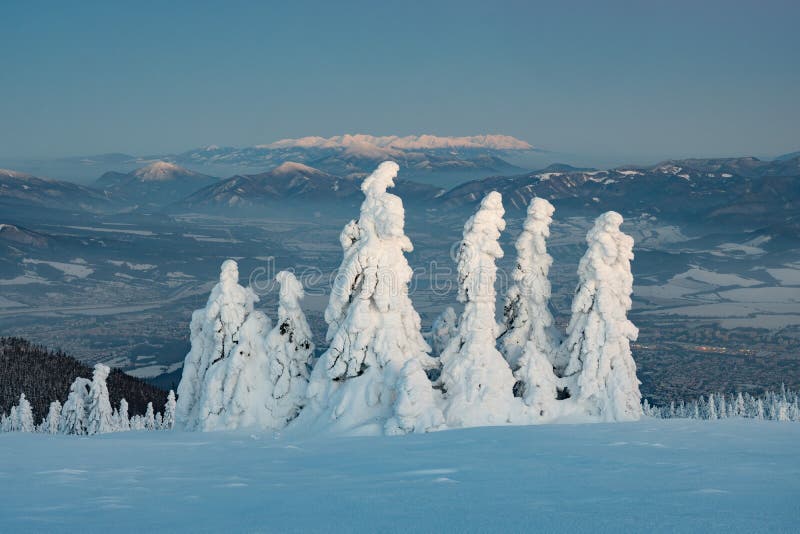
[[439, 156, 800, 226], [0, 419, 797, 532], [0, 169, 114, 212], [182, 161, 444, 210], [94, 161, 218, 206]]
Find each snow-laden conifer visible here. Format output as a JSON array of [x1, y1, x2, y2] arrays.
[[14, 393, 35, 432], [44, 400, 62, 434], [87, 363, 114, 434], [263, 271, 314, 428], [199, 310, 272, 430], [163, 391, 176, 430], [144, 402, 156, 430], [175, 259, 267, 431], [561, 212, 642, 421], [117, 399, 130, 431], [60, 377, 90, 435], [438, 192, 517, 427], [301, 161, 442, 435], [500, 198, 559, 371]]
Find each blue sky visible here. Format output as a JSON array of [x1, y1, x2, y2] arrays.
[[1, 0, 798, 164]]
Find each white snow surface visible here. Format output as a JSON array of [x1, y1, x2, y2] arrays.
[[0, 420, 797, 532]]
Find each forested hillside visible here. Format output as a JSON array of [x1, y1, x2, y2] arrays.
[[0, 337, 166, 419]]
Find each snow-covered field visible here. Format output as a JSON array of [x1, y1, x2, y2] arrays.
[[1, 419, 797, 533]]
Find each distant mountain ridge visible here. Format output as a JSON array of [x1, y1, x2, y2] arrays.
[[2, 153, 799, 227], [439, 155, 800, 226], [182, 161, 444, 209], [0, 168, 113, 212]]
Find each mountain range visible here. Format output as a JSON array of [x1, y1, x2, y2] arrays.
[[2, 152, 799, 229]]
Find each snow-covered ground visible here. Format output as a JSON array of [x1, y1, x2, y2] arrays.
[[1, 419, 797, 532]]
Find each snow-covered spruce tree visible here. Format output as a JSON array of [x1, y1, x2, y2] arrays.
[[430, 307, 458, 357], [561, 212, 642, 421], [87, 363, 115, 435], [117, 399, 130, 431], [198, 309, 273, 430], [438, 192, 518, 428], [14, 393, 35, 432], [7, 407, 17, 431], [44, 400, 62, 434], [301, 161, 443, 435], [163, 390, 176, 430], [144, 402, 156, 431], [706, 394, 718, 420], [500, 198, 560, 371], [498, 198, 562, 420], [175, 259, 267, 431], [262, 271, 314, 428], [60, 377, 90, 435]]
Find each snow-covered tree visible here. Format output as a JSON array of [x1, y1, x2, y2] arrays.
[[130, 414, 144, 431], [500, 198, 560, 371], [734, 392, 745, 417], [301, 161, 442, 435], [200, 309, 272, 431], [60, 377, 90, 435], [7, 407, 17, 432], [43, 400, 62, 434], [14, 393, 35, 432], [144, 402, 156, 431], [497, 198, 562, 419], [438, 192, 518, 428], [386, 359, 445, 435], [262, 271, 314, 428], [706, 394, 718, 420], [561, 212, 642, 421], [430, 307, 458, 357], [175, 259, 271, 431], [87, 363, 114, 435], [117, 399, 130, 431], [163, 390, 176, 430]]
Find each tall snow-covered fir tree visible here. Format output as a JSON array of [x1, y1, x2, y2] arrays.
[[175, 259, 272, 431], [163, 390, 176, 430], [59, 377, 90, 435], [263, 270, 314, 429], [501, 198, 561, 419], [144, 402, 156, 430], [561, 211, 642, 421], [300, 161, 443, 435], [14, 393, 35, 432], [43, 400, 62, 434], [500, 197, 560, 371], [117, 398, 130, 431], [438, 192, 518, 428], [87, 363, 114, 435]]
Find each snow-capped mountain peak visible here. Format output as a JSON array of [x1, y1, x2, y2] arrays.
[[132, 161, 191, 181], [270, 161, 323, 175]]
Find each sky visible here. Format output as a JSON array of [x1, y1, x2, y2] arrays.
[[1, 0, 798, 165]]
